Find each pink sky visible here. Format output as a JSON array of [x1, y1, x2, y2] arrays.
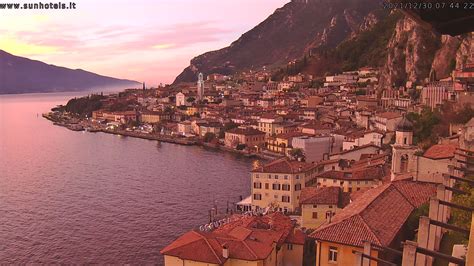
[[0, 0, 289, 85]]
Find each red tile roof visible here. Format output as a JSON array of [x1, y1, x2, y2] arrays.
[[161, 213, 305, 263], [226, 127, 265, 136], [252, 158, 316, 174], [299, 187, 350, 208], [423, 144, 457, 160], [309, 181, 436, 248]]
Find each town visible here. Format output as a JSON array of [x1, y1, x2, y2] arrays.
[[43, 53, 474, 266]]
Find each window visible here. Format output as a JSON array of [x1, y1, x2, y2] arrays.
[[256, 174, 259, 178], [348, 187, 353, 192], [326, 211, 333, 219], [282, 196, 290, 203], [295, 183, 302, 191], [253, 194, 262, 200], [329, 205, 333, 209], [265, 183, 269, 189], [282, 184, 290, 191], [272, 183, 281, 190], [287, 243, 294, 250], [296, 175, 300, 180], [253, 182, 262, 189], [329, 246, 338, 262], [284, 175, 288, 180], [312, 212, 318, 219], [275, 175, 279, 179], [313, 204, 318, 208], [333, 179, 337, 184], [268, 174, 272, 179]]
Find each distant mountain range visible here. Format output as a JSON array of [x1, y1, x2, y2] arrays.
[[0, 50, 139, 94], [174, 0, 472, 86]]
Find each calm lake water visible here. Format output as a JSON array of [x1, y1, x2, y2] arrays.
[[0, 92, 255, 264]]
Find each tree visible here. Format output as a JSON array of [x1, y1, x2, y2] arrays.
[[236, 144, 246, 150], [452, 175, 474, 233], [186, 97, 195, 103], [288, 148, 304, 160]]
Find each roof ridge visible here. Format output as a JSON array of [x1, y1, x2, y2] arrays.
[[192, 231, 223, 264], [356, 214, 383, 246], [391, 181, 417, 209], [241, 239, 259, 260]]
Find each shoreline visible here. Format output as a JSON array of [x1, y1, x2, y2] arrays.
[[42, 113, 281, 161]]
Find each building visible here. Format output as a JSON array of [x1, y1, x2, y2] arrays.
[[292, 135, 334, 163], [177, 121, 192, 136], [197, 72, 205, 100], [373, 112, 403, 132], [310, 164, 386, 193], [391, 117, 419, 180], [257, 114, 284, 137], [342, 130, 384, 150], [224, 127, 266, 149], [310, 180, 436, 266], [92, 110, 137, 124], [415, 143, 457, 184], [175, 92, 186, 107], [266, 132, 308, 154], [161, 212, 305, 266], [299, 187, 350, 229], [251, 158, 319, 212], [421, 81, 456, 109], [140, 111, 170, 124], [329, 144, 381, 161]]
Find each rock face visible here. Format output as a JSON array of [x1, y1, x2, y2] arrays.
[[379, 16, 440, 87], [174, 0, 383, 83], [0, 50, 139, 94], [174, 0, 473, 85], [379, 17, 472, 87]]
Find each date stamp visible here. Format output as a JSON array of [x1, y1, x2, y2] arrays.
[[382, 2, 474, 10]]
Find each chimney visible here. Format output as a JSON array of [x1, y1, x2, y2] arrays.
[[222, 245, 229, 259]]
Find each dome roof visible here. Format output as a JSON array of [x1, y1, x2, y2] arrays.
[[396, 117, 413, 132]]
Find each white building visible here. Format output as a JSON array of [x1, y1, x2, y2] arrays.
[[292, 135, 334, 163], [175, 92, 186, 107], [197, 72, 204, 100]]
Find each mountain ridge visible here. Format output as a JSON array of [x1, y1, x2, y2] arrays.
[[0, 50, 140, 95], [173, 0, 384, 83]]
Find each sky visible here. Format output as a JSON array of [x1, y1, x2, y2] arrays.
[[0, 0, 289, 85]]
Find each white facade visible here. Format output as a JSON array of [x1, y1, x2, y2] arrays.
[[176, 92, 186, 107], [197, 73, 204, 100], [292, 135, 333, 163]]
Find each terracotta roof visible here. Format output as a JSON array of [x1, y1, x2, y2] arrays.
[[226, 127, 265, 136], [161, 213, 302, 263], [423, 144, 457, 159], [252, 158, 316, 174], [316, 165, 386, 181], [299, 187, 351, 208], [376, 112, 402, 120], [309, 181, 436, 248]]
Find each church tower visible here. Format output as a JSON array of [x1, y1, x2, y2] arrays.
[[391, 117, 418, 181], [197, 73, 204, 101]]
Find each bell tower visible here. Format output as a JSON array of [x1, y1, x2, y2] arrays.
[[391, 117, 418, 181], [197, 72, 204, 101]]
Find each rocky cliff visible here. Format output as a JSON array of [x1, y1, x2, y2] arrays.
[[379, 17, 472, 87], [173, 0, 472, 86], [173, 0, 384, 83]]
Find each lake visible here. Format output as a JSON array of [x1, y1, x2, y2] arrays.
[[0, 92, 255, 264]]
